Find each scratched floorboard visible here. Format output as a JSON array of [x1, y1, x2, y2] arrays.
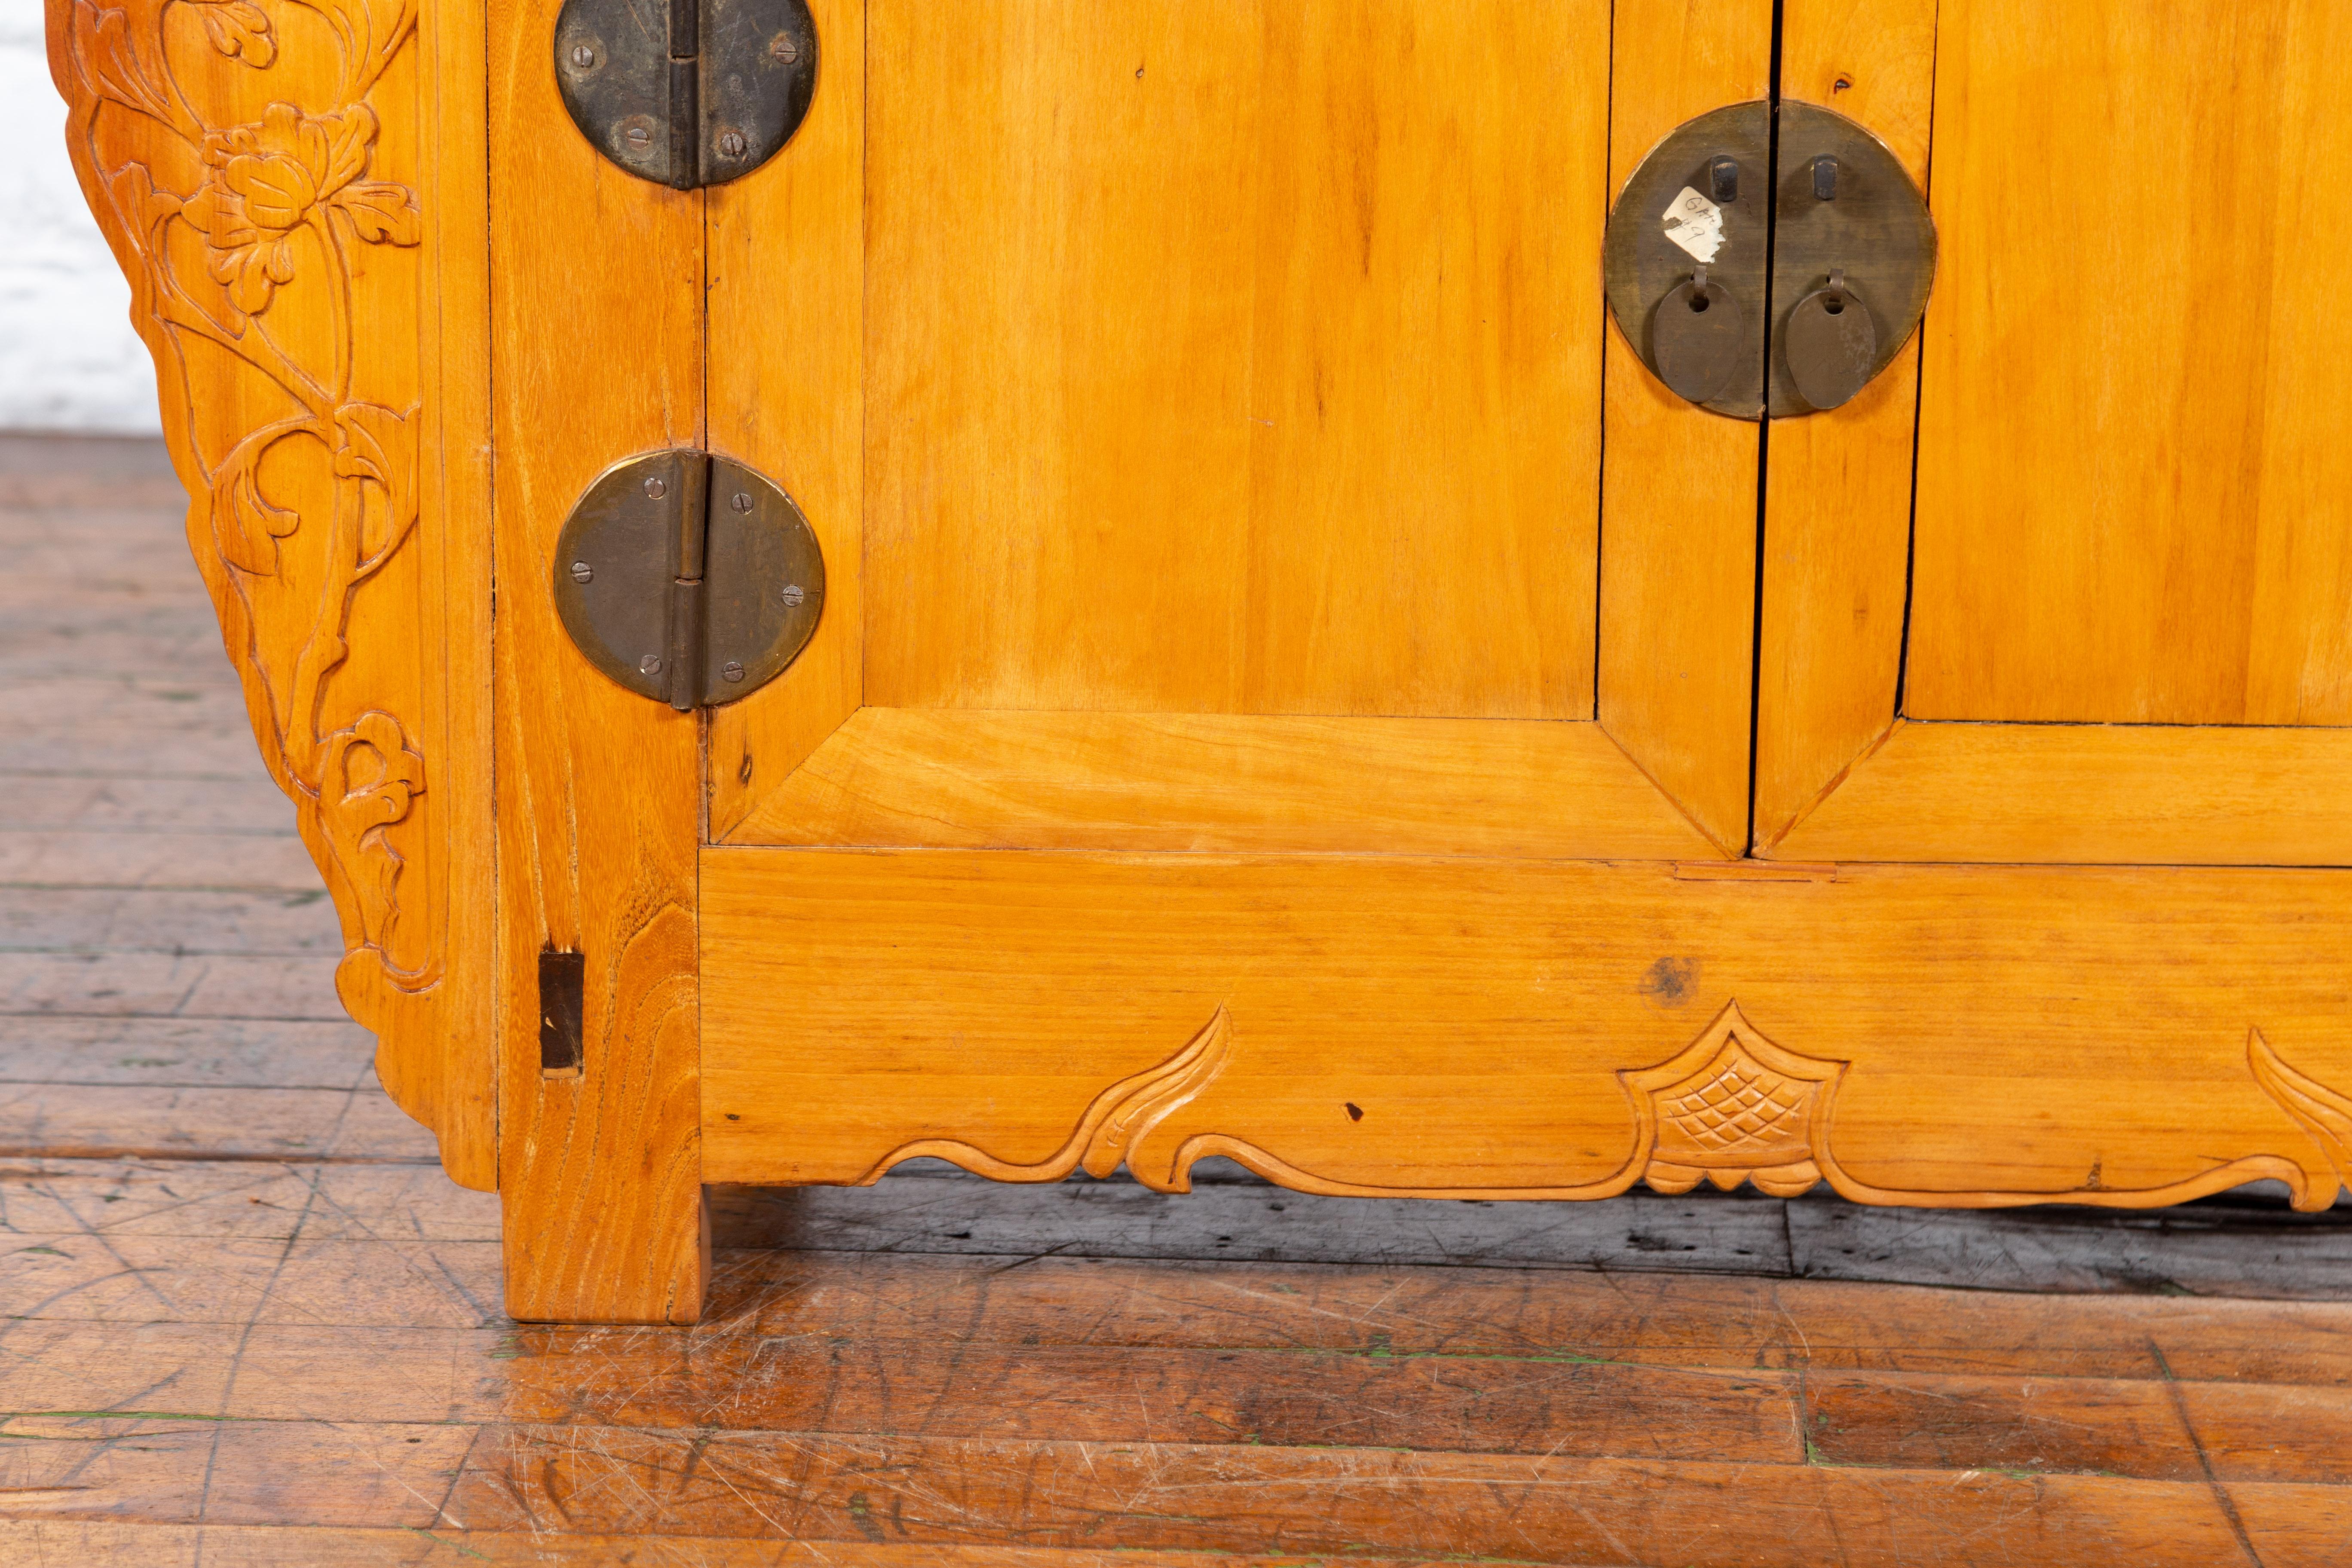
[[3, 431, 2352, 1564]]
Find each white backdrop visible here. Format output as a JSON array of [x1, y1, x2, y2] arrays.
[[0, 0, 162, 433]]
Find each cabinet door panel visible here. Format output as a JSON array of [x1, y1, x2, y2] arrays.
[[864, 0, 1602, 721], [1761, 0, 2352, 863], [717, 0, 1756, 857], [1908, 0, 2351, 727]]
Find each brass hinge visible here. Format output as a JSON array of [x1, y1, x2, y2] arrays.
[[553, 450, 826, 710], [554, 0, 818, 190]]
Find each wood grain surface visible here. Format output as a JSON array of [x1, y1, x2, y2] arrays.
[[859, 0, 1609, 723], [1775, 719, 2352, 864], [44, 0, 496, 1185], [723, 0, 1745, 864], [1595, 0, 1773, 855], [1906, 0, 2352, 727], [485, 0, 706, 1321], [1751, 0, 1938, 849], [1752, 0, 2352, 863], [702, 848, 2352, 1205], [726, 709, 1713, 856], [704, 0, 867, 840]]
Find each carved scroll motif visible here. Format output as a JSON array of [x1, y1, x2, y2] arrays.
[[2251, 1033, 2352, 1201], [924, 1001, 2352, 1213], [855, 1009, 1236, 1188], [49, 0, 435, 1018]]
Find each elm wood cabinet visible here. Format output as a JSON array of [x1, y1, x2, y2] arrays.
[[50, 0, 2352, 1323]]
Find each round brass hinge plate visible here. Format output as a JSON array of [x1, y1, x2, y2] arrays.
[[554, 0, 818, 190], [553, 450, 826, 709]]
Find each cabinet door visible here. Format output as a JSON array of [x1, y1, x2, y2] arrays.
[[695, 0, 1778, 1189], [703, 0, 1769, 866], [1758, 0, 2352, 863]]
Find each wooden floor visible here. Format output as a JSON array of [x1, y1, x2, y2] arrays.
[[4, 433, 2352, 1565]]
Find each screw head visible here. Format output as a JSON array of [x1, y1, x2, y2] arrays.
[[721, 661, 746, 683], [716, 129, 748, 159], [569, 42, 598, 69], [770, 34, 800, 62], [643, 476, 666, 499], [639, 654, 664, 676], [569, 560, 593, 584], [623, 124, 652, 148], [730, 492, 754, 513], [781, 584, 805, 607]]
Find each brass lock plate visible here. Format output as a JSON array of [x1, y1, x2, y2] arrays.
[[555, 0, 817, 189], [1605, 101, 1936, 419], [554, 450, 826, 710], [1767, 103, 1936, 416], [1604, 102, 1773, 420]]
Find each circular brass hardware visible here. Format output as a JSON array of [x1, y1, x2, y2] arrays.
[[1604, 101, 1936, 419], [554, 0, 818, 190], [1763, 104, 1934, 416], [553, 450, 827, 708]]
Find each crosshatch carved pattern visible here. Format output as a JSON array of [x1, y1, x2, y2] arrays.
[[51, 0, 435, 1022], [1658, 1057, 1809, 1153], [898, 1001, 2352, 1213], [1622, 1007, 1840, 1199]]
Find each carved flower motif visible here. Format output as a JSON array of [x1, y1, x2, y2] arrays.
[[183, 102, 419, 314]]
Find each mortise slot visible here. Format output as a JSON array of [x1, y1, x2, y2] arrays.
[[539, 949, 586, 1078]]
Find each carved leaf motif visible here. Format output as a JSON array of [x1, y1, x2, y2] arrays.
[[73, 0, 181, 126], [337, 182, 419, 245], [289, 0, 418, 99], [56, 0, 463, 1173], [208, 421, 315, 575], [2251, 1032, 2352, 1205], [334, 401, 420, 572], [106, 162, 181, 245], [192, 0, 276, 65], [319, 711, 426, 952], [1079, 1010, 1234, 1179], [856, 1010, 1236, 1186]]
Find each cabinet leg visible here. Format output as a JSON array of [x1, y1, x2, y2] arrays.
[[501, 1179, 708, 1325], [498, 912, 707, 1324]]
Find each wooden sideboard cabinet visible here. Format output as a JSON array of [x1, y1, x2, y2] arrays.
[[50, 0, 2352, 1323]]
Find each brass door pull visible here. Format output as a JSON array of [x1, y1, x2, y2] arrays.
[[1782, 269, 1880, 411], [1652, 265, 1746, 405], [1604, 102, 1936, 419]]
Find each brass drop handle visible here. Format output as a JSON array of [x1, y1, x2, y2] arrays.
[[1782, 267, 1880, 412], [1651, 263, 1745, 405]]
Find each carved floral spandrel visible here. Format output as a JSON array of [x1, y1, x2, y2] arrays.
[[894, 1001, 2352, 1211], [49, 0, 436, 1023]]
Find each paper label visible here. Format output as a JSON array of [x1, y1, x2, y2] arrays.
[[1660, 186, 1725, 264]]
